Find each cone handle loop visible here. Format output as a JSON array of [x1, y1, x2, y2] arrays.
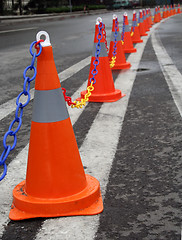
[[96, 17, 102, 25], [113, 14, 117, 19], [36, 31, 51, 47]]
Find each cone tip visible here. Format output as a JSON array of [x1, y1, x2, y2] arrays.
[[124, 12, 127, 16], [133, 10, 136, 14], [36, 31, 51, 47], [96, 17, 102, 25]]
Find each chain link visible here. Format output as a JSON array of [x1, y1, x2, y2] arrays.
[[72, 21, 103, 108], [121, 15, 126, 44], [0, 40, 43, 181], [131, 12, 137, 37], [103, 23, 109, 53], [110, 17, 118, 68]]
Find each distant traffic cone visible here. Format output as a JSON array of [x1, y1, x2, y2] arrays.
[[138, 10, 148, 36], [148, 8, 154, 25], [177, 4, 181, 13], [122, 12, 136, 53], [173, 4, 176, 14], [170, 5, 173, 16], [108, 15, 131, 70], [79, 17, 124, 102], [154, 7, 160, 23], [158, 6, 162, 20], [162, 5, 167, 18], [142, 9, 150, 32], [167, 5, 170, 17], [131, 11, 143, 43], [146, 9, 152, 29], [9, 31, 103, 220]]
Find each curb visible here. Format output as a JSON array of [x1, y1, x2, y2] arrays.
[[0, 9, 109, 26]]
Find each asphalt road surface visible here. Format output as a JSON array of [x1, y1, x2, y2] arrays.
[[0, 9, 181, 240]]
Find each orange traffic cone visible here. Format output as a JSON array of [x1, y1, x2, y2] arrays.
[[158, 6, 162, 20], [122, 12, 136, 53], [148, 8, 154, 25], [154, 7, 160, 23], [142, 9, 150, 32], [167, 5, 170, 17], [131, 11, 143, 43], [146, 9, 152, 29], [173, 4, 176, 14], [108, 15, 131, 70], [170, 5, 173, 16], [9, 31, 103, 220], [162, 5, 167, 18], [78, 17, 124, 102], [177, 4, 181, 13], [138, 10, 148, 36]]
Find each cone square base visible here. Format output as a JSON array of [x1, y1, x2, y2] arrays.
[[79, 89, 123, 103], [111, 62, 131, 70], [124, 48, 137, 53], [9, 174, 103, 220], [132, 39, 143, 43]]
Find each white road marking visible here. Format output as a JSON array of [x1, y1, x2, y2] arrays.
[[151, 32, 182, 117], [0, 27, 37, 34], [0, 56, 91, 121], [35, 22, 161, 240]]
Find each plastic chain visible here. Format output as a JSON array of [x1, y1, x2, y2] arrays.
[[0, 40, 43, 181], [121, 14, 126, 45], [71, 21, 104, 109], [110, 17, 118, 68], [131, 12, 137, 37], [103, 23, 109, 54]]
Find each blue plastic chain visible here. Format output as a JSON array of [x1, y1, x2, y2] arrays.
[[89, 21, 103, 84], [112, 18, 118, 57], [0, 41, 43, 181], [132, 13, 137, 34], [121, 15, 126, 42]]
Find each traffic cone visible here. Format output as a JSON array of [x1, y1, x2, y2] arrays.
[[78, 17, 124, 102], [148, 8, 154, 25], [177, 4, 181, 13], [167, 5, 170, 17], [170, 5, 173, 16], [108, 15, 131, 70], [138, 10, 148, 36], [131, 11, 143, 43], [142, 9, 150, 32], [162, 5, 167, 18], [154, 7, 160, 23], [122, 12, 136, 53], [173, 4, 176, 15], [9, 31, 103, 220], [158, 6, 162, 20], [146, 9, 152, 29]]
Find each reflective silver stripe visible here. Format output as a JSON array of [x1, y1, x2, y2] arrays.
[[124, 25, 130, 32], [32, 87, 69, 123], [92, 42, 108, 57], [110, 32, 121, 42]]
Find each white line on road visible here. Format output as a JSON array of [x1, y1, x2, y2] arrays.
[[151, 32, 182, 117], [0, 27, 37, 34]]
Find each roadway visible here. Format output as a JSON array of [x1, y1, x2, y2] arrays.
[[0, 9, 181, 240]]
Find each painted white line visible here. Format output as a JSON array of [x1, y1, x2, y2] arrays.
[[0, 27, 37, 34], [35, 22, 161, 240], [151, 32, 182, 117], [0, 56, 91, 121]]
